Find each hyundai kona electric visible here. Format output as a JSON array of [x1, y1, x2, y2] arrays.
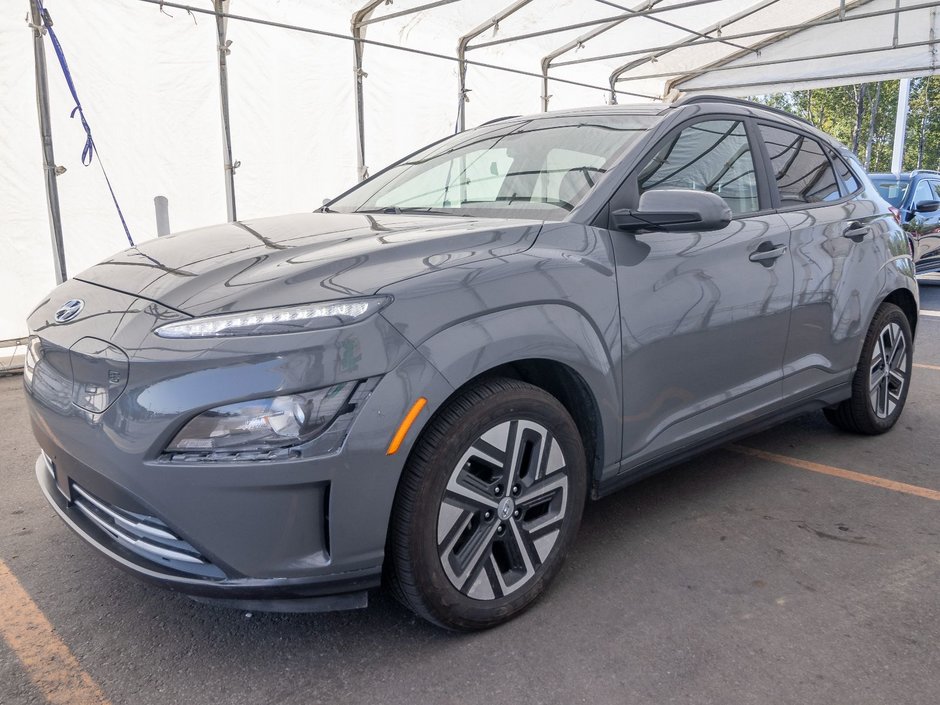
[[25, 96, 918, 630]]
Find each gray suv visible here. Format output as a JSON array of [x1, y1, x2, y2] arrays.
[[24, 96, 918, 630]]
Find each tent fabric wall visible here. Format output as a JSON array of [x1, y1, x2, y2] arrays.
[[1, 0, 223, 339], [669, 0, 940, 96], [2, 0, 938, 340]]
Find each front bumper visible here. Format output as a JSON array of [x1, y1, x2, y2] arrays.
[[35, 452, 380, 604], [25, 278, 455, 610]]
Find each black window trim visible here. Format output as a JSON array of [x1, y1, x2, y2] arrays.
[[755, 119, 855, 212]]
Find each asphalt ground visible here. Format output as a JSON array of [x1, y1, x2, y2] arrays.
[[2, 281, 939, 705]]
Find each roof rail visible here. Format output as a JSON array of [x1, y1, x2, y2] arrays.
[[479, 115, 521, 126], [673, 94, 814, 127], [910, 169, 940, 176]]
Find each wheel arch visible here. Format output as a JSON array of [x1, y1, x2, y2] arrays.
[[426, 359, 605, 491], [882, 287, 918, 336], [411, 304, 622, 490]]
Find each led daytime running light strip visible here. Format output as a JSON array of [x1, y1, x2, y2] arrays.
[[156, 298, 385, 338]]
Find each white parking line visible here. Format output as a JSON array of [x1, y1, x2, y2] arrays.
[[921, 309, 940, 319]]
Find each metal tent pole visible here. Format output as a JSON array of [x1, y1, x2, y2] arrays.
[[140, 1, 653, 100], [457, 0, 535, 132], [540, 0, 668, 109], [610, 0, 782, 99], [570, 0, 933, 69], [28, 0, 67, 284], [891, 77, 912, 175], [214, 0, 237, 221], [352, 1, 386, 182]]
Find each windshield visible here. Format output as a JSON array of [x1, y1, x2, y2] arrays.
[[329, 114, 656, 220], [871, 177, 910, 207]]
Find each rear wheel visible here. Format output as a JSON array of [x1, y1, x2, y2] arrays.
[[824, 303, 913, 435], [387, 377, 587, 630]]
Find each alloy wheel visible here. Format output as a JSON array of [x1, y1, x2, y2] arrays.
[[869, 321, 908, 419], [436, 419, 569, 600]]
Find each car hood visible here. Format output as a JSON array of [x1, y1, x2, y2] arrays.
[[75, 212, 542, 316]]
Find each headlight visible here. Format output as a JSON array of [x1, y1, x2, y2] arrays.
[[166, 382, 357, 455], [154, 297, 390, 338]]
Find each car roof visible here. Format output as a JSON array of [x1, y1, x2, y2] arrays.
[[870, 171, 940, 179], [489, 97, 844, 151]]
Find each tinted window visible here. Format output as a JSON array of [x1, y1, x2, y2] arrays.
[[832, 153, 861, 194], [638, 119, 759, 215], [871, 177, 910, 207], [759, 125, 840, 205]]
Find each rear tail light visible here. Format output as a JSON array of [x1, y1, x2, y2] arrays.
[[888, 206, 901, 225]]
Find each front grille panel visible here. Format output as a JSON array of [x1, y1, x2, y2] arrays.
[[68, 480, 225, 578]]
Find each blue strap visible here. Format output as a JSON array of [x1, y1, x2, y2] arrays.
[[37, 1, 135, 247]]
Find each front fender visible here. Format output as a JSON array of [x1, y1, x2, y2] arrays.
[[413, 304, 622, 480]]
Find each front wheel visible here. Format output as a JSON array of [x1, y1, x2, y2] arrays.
[[387, 378, 587, 630], [824, 302, 913, 435]]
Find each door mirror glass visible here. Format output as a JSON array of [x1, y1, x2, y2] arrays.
[[612, 188, 732, 232]]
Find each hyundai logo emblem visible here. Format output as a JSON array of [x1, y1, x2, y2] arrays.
[[54, 299, 84, 323]]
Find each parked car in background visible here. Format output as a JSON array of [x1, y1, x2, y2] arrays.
[[870, 170, 940, 274], [25, 96, 918, 630]]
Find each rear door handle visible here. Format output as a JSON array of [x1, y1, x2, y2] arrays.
[[843, 221, 871, 239], [749, 244, 788, 263]]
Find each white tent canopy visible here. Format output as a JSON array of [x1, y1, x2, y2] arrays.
[[2, 0, 938, 340]]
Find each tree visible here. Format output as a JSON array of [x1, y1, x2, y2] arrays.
[[751, 77, 940, 173]]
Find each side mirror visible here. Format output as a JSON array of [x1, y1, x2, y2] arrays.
[[914, 199, 940, 213], [612, 189, 732, 233]]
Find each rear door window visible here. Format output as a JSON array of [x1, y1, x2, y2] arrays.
[[758, 124, 841, 205]]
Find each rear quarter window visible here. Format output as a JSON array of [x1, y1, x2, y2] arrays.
[[831, 153, 862, 194]]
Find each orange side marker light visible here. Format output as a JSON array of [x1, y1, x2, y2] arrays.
[[386, 397, 428, 455]]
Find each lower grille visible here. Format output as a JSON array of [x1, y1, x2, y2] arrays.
[[68, 480, 223, 578]]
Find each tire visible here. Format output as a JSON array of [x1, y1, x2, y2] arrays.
[[386, 377, 587, 631], [823, 303, 913, 435]]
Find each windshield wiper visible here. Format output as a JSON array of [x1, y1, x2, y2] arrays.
[[355, 207, 468, 216]]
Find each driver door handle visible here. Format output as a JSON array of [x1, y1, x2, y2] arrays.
[[749, 244, 788, 263]]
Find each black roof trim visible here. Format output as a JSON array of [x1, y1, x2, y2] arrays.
[[870, 170, 940, 178], [674, 94, 814, 127], [479, 115, 521, 126]]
